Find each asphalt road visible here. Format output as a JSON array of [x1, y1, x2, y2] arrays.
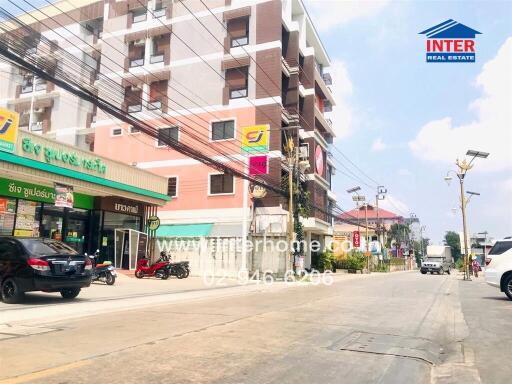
[[0, 271, 509, 384]]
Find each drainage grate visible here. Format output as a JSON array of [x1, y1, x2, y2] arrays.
[[332, 331, 440, 365]]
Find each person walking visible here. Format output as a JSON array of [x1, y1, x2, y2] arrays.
[[472, 257, 481, 278]]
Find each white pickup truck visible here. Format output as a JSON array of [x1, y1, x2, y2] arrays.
[[420, 245, 453, 275]]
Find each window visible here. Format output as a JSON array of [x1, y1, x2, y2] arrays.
[[489, 241, 512, 255], [228, 18, 249, 48], [226, 67, 248, 99], [111, 128, 123, 136], [129, 126, 140, 134], [211, 120, 235, 141], [209, 174, 234, 195], [153, 0, 166, 17], [0, 240, 19, 261], [157, 126, 179, 147], [167, 177, 177, 198]]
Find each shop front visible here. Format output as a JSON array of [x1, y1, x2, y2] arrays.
[[0, 124, 169, 268]]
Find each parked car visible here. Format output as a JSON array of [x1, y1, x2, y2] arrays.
[[0, 237, 92, 304], [485, 237, 512, 301]]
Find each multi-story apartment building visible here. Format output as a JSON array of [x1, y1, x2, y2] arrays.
[[0, 0, 337, 269]]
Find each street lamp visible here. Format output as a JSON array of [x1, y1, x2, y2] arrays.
[[444, 149, 489, 281], [347, 186, 370, 271]]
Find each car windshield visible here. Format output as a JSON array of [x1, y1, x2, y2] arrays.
[[19, 239, 78, 256], [488, 241, 512, 256]]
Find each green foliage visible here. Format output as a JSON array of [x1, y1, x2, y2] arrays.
[[343, 250, 366, 270], [316, 249, 336, 272], [386, 223, 411, 248], [444, 231, 462, 261], [390, 257, 405, 266], [373, 263, 388, 272], [455, 258, 464, 271]]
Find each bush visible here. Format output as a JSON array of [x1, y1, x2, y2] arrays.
[[345, 250, 366, 270], [316, 249, 336, 272], [455, 258, 464, 271]]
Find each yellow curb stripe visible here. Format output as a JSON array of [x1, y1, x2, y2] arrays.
[[0, 360, 90, 384]]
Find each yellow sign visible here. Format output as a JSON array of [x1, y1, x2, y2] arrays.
[[241, 125, 269, 153], [0, 108, 19, 154]]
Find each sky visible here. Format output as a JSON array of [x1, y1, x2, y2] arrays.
[[304, 0, 512, 243]]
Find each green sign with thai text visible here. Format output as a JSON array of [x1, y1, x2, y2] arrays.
[[21, 137, 107, 175], [0, 177, 94, 209]]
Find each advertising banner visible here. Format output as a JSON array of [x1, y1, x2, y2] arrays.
[[54, 183, 74, 208], [353, 230, 361, 248], [248, 155, 268, 175], [241, 125, 269, 153], [0, 108, 19, 154]]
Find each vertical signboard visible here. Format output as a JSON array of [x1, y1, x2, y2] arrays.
[[353, 230, 361, 248], [54, 183, 74, 208], [248, 155, 268, 176], [0, 108, 19, 154]]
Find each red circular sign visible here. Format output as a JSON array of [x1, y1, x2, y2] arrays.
[[315, 145, 324, 176]]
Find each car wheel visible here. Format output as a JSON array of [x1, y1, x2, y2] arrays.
[[135, 270, 144, 279], [504, 274, 512, 301], [447, 268, 451, 275], [421, 270, 427, 275], [106, 272, 116, 286], [1, 278, 24, 304], [439, 268, 445, 275], [60, 288, 81, 300]]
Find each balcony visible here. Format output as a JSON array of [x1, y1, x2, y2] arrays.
[[314, 104, 335, 137], [147, 100, 162, 110], [281, 56, 299, 77], [150, 53, 164, 64], [132, 11, 147, 24], [314, 66, 335, 107], [129, 58, 144, 68]]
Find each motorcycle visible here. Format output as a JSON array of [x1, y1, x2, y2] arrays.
[[135, 256, 170, 279], [87, 250, 116, 285], [159, 251, 190, 279]]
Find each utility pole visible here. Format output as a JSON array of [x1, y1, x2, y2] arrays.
[[445, 150, 489, 281], [286, 137, 295, 273], [364, 202, 369, 270]]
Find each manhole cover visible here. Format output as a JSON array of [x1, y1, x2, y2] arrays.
[[332, 331, 440, 365]]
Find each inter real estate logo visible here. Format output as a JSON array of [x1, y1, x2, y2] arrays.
[[419, 19, 481, 63]]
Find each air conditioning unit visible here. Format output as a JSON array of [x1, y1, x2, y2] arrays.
[[133, 39, 145, 46], [130, 85, 141, 91], [298, 145, 309, 159], [33, 107, 44, 113]]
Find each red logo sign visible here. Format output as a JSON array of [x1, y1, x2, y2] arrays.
[[315, 145, 324, 176], [353, 231, 360, 248], [248, 155, 268, 176]]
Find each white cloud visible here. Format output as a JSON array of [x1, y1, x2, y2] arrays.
[[304, 0, 390, 32], [379, 194, 409, 216], [327, 59, 353, 139], [409, 37, 512, 172], [371, 137, 387, 152]]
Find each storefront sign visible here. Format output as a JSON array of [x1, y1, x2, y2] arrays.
[[248, 155, 268, 176], [0, 177, 93, 209], [315, 145, 324, 176], [353, 230, 361, 248], [21, 137, 107, 175], [241, 125, 269, 154], [0, 108, 19, 154], [96, 196, 143, 216], [54, 183, 74, 208], [147, 216, 160, 231]]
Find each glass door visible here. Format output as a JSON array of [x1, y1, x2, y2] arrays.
[[65, 217, 87, 254]]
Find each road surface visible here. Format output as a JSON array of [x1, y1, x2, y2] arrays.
[[0, 271, 509, 384]]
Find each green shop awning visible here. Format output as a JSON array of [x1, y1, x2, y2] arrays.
[[156, 223, 213, 237]]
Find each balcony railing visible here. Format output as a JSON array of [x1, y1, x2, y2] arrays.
[[231, 36, 248, 48], [150, 54, 164, 64], [230, 88, 248, 99], [127, 104, 143, 113], [133, 13, 147, 23], [153, 8, 166, 18], [129, 58, 144, 68], [147, 100, 162, 110], [21, 84, 33, 94]]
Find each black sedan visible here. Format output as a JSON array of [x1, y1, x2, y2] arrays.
[[0, 237, 92, 304]]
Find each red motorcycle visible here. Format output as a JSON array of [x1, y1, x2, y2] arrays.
[[135, 257, 169, 279]]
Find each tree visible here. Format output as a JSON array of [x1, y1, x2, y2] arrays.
[[385, 223, 411, 249], [444, 231, 461, 261]]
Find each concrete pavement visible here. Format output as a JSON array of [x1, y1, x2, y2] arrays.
[[0, 271, 509, 384]]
